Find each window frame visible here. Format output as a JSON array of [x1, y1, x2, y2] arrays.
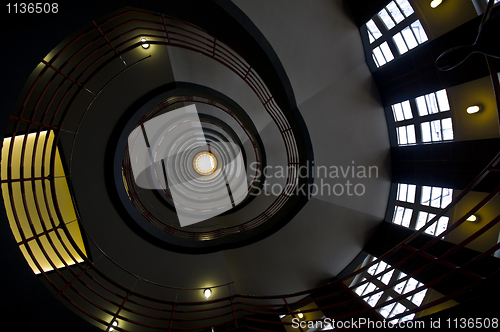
[[389, 89, 454, 147], [392, 183, 453, 237], [351, 255, 429, 324], [366, 1, 428, 68]]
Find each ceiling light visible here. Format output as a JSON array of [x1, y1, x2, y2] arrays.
[[204, 288, 212, 299], [194, 152, 217, 175], [109, 321, 118, 332], [297, 312, 304, 319], [466, 215, 477, 222], [430, 0, 442, 8], [140, 37, 150, 49], [467, 105, 481, 114]]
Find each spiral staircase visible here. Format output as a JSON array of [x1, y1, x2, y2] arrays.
[[1, 0, 500, 331]]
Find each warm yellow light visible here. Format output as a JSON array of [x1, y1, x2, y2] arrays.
[[430, 0, 442, 8], [466, 215, 477, 222], [193, 152, 217, 175], [140, 37, 150, 49], [467, 105, 481, 114], [204, 288, 212, 299], [109, 321, 118, 332], [297, 312, 304, 319]]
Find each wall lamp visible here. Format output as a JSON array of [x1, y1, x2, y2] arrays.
[[204, 288, 212, 299], [467, 105, 481, 114], [467, 214, 478, 223], [430, 0, 443, 8], [140, 37, 150, 49], [109, 321, 118, 332]]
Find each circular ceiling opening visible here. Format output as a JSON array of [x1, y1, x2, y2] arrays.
[[193, 151, 217, 175]]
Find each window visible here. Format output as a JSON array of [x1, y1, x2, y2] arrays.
[[392, 100, 413, 122], [392, 21, 428, 55], [396, 124, 416, 145], [390, 89, 454, 146], [416, 90, 450, 116], [397, 183, 416, 203], [421, 186, 453, 208], [365, 1, 427, 67], [391, 183, 453, 237], [373, 42, 394, 67], [421, 118, 454, 142], [352, 256, 428, 324]]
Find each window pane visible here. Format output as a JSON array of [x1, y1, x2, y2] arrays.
[[416, 96, 428, 116], [421, 121, 431, 142], [380, 302, 396, 318], [416, 212, 428, 230], [411, 20, 428, 44], [430, 119, 442, 141], [367, 291, 383, 306], [431, 187, 443, 208], [397, 126, 408, 145], [403, 277, 418, 294], [378, 8, 396, 30], [436, 89, 450, 112], [441, 188, 453, 208], [355, 281, 368, 295], [392, 103, 405, 121], [425, 220, 437, 235], [368, 31, 375, 43], [401, 100, 413, 120], [373, 47, 386, 67], [368, 262, 378, 275], [398, 127, 408, 145], [398, 313, 415, 323], [393, 32, 409, 54], [401, 26, 418, 50], [423, 213, 437, 235], [396, 0, 415, 17], [436, 216, 449, 236], [421, 186, 431, 205], [394, 280, 407, 294], [375, 261, 388, 275], [387, 1, 405, 24], [412, 289, 427, 306], [442, 118, 454, 140], [363, 282, 377, 296], [393, 206, 405, 225], [390, 303, 407, 318], [406, 124, 416, 144], [366, 19, 382, 42], [380, 42, 394, 61], [407, 184, 416, 203], [425, 93, 439, 114], [397, 183, 407, 201], [402, 208, 412, 227], [380, 269, 395, 284]]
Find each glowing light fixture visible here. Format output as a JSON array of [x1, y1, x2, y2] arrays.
[[466, 215, 477, 222], [140, 37, 150, 49], [297, 312, 304, 319], [109, 321, 118, 332], [204, 288, 212, 299], [467, 105, 481, 114], [193, 152, 217, 175], [430, 0, 442, 8]]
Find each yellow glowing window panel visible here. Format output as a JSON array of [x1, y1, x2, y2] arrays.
[[1, 131, 87, 274]]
